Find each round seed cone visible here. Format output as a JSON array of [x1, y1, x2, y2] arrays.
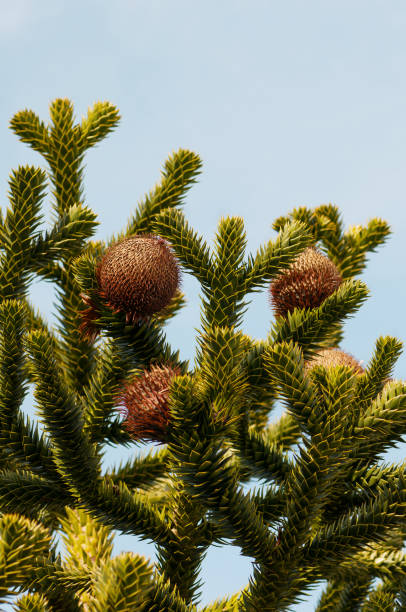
[[96, 234, 180, 323], [270, 247, 342, 317]]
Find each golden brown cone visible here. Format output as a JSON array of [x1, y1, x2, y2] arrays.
[[79, 234, 180, 341], [270, 247, 342, 317], [97, 234, 180, 322], [305, 348, 364, 375], [115, 364, 181, 444]]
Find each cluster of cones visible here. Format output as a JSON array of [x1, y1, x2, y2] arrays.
[[79, 235, 363, 444]]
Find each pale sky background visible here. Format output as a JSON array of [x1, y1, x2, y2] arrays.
[[1, 1, 406, 609]]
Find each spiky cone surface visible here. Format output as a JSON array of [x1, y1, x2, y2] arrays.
[[79, 234, 180, 340], [270, 246, 342, 317], [305, 348, 364, 375], [115, 364, 181, 444]]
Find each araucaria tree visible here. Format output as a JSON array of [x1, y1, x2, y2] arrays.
[[0, 98, 406, 612]]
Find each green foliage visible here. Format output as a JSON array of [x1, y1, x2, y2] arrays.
[[273, 204, 391, 279], [0, 98, 404, 611]]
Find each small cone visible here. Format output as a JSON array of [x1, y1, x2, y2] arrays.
[[115, 364, 181, 444], [305, 348, 364, 375], [270, 247, 342, 317]]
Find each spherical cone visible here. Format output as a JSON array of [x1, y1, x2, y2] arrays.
[[115, 364, 181, 444], [305, 348, 364, 375], [96, 234, 180, 323], [270, 247, 342, 317]]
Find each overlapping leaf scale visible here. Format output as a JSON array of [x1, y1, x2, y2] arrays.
[[152, 289, 187, 325], [60, 507, 114, 573], [21, 299, 70, 390], [102, 314, 187, 373], [234, 429, 292, 485], [355, 335, 403, 410], [153, 207, 212, 285], [117, 148, 202, 237], [354, 464, 406, 500], [242, 559, 315, 612], [171, 430, 237, 506], [166, 374, 205, 441], [53, 269, 100, 394], [303, 474, 406, 565], [240, 339, 278, 427], [354, 381, 406, 461], [9, 109, 50, 157], [23, 328, 101, 495], [25, 263, 95, 400], [0, 514, 53, 604], [207, 216, 249, 328], [140, 571, 195, 612], [81, 338, 133, 440], [79, 100, 120, 150], [247, 484, 285, 526], [242, 220, 312, 291], [0, 470, 71, 518], [321, 381, 406, 518], [272, 204, 343, 246], [200, 592, 242, 611], [214, 216, 247, 271], [339, 218, 391, 279], [0, 167, 47, 300], [313, 203, 344, 240], [264, 341, 320, 434], [82, 477, 171, 545], [4, 166, 47, 254], [279, 439, 347, 554], [155, 482, 208, 604], [88, 552, 154, 611], [0, 300, 28, 427], [28, 203, 99, 267], [2, 412, 61, 481], [315, 577, 372, 612], [13, 592, 50, 611], [322, 463, 401, 522], [26, 263, 92, 396], [54, 564, 97, 599], [338, 545, 406, 583], [271, 375, 361, 558], [270, 280, 369, 358], [20, 558, 82, 611], [0, 303, 62, 505], [264, 412, 301, 450], [218, 485, 278, 563], [308, 366, 358, 430], [196, 326, 250, 405], [172, 429, 276, 563], [47, 98, 84, 216], [108, 448, 169, 491], [361, 582, 397, 611]]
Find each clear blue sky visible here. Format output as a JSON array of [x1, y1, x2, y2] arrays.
[[1, 1, 406, 609]]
